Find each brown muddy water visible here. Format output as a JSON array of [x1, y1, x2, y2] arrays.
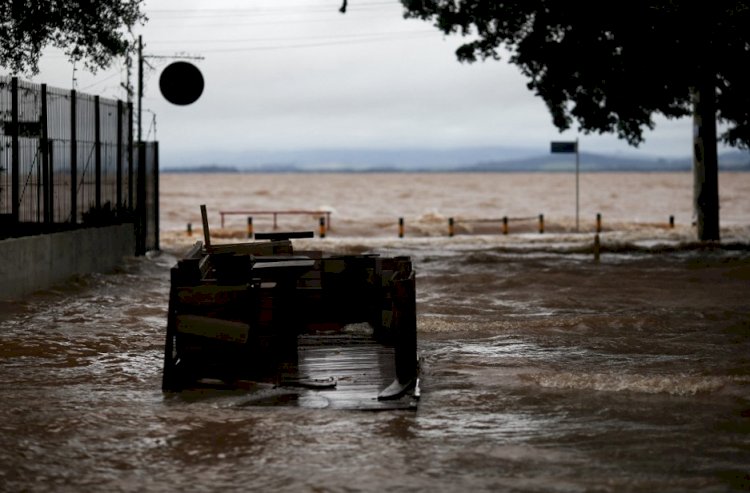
[[1, 172, 749, 492]]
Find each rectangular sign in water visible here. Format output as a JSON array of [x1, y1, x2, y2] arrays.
[[550, 141, 578, 153]]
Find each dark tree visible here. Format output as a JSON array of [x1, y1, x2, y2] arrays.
[[400, 1, 750, 241], [0, 0, 146, 75]]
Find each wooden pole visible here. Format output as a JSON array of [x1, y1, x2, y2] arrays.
[[319, 216, 326, 238], [201, 204, 211, 248], [448, 217, 454, 237], [538, 214, 544, 234], [247, 216, 253, 239], [596, 213, 602, 233], [398, 217, 404, 238], [502, 216, 508, 235]]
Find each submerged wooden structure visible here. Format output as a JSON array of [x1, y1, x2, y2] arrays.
[[162, 207, 419, 410]]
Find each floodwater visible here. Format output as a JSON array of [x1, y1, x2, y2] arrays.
[[1, 172, 749, 492]]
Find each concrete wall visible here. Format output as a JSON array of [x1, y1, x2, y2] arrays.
[[0, 223, 135, 300]]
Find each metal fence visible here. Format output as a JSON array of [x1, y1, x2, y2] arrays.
[[0, 76, 158, 254]]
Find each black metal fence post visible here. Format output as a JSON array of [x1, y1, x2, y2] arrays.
[[136, 142, 146, 255], [116, 100, 123, 210], [11, 77, 19, 223], [94, 95, 101, 211], [70, 89, 77, 224], [48, 140, 54, 222], [41, 84, 50, 224], [127, 102, 134, 210], [153, 142, 159, 251]]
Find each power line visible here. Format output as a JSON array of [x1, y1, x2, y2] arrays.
[[147, 1, 395, 15], [147, 32, 437, 54], [144, 30, 436, 45], [145, 14, 400, 28], [78, 70, 122, 91]]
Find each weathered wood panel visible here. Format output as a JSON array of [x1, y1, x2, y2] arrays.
[[175, 314, 249, 343]]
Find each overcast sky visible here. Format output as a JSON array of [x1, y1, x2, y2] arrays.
[[24, 0, 736, 166]]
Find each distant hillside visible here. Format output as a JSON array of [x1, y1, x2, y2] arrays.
[[162, 149, 750, 173], [162, 165, 240, 173], [465, 151, 750, 172]]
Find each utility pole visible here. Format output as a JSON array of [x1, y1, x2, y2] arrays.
[[138, 35, 143, 144]]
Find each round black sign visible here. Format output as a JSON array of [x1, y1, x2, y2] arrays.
[[159, 61, 204, 105]]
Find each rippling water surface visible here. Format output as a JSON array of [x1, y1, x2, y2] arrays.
[[1, 172, 749, 492]]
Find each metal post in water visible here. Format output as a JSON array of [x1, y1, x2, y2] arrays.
[[594, 233, 601, 263], [576, 139, 581, 233]]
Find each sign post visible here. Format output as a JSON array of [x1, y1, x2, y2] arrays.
[[550, 140, 580, 231]]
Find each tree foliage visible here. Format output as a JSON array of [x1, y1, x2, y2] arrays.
[[400, 1, 750, 149], [0, 0, 146, 76]]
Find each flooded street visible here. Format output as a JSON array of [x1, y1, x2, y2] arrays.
[[1, 241, 748, 492]]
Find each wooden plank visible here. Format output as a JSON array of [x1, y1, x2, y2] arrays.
[[200, 204, 211, 247], [176, 284, 249, 306], [207, 240, 292, 256], [252, 259, 316, 271], [254, 231, 314, 240], [175, 314, 249, 343]]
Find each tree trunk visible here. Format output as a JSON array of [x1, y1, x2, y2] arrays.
[[692, 79, 720, 241]]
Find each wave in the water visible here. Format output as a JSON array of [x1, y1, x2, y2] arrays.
[[522, 371, 750, 396]]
